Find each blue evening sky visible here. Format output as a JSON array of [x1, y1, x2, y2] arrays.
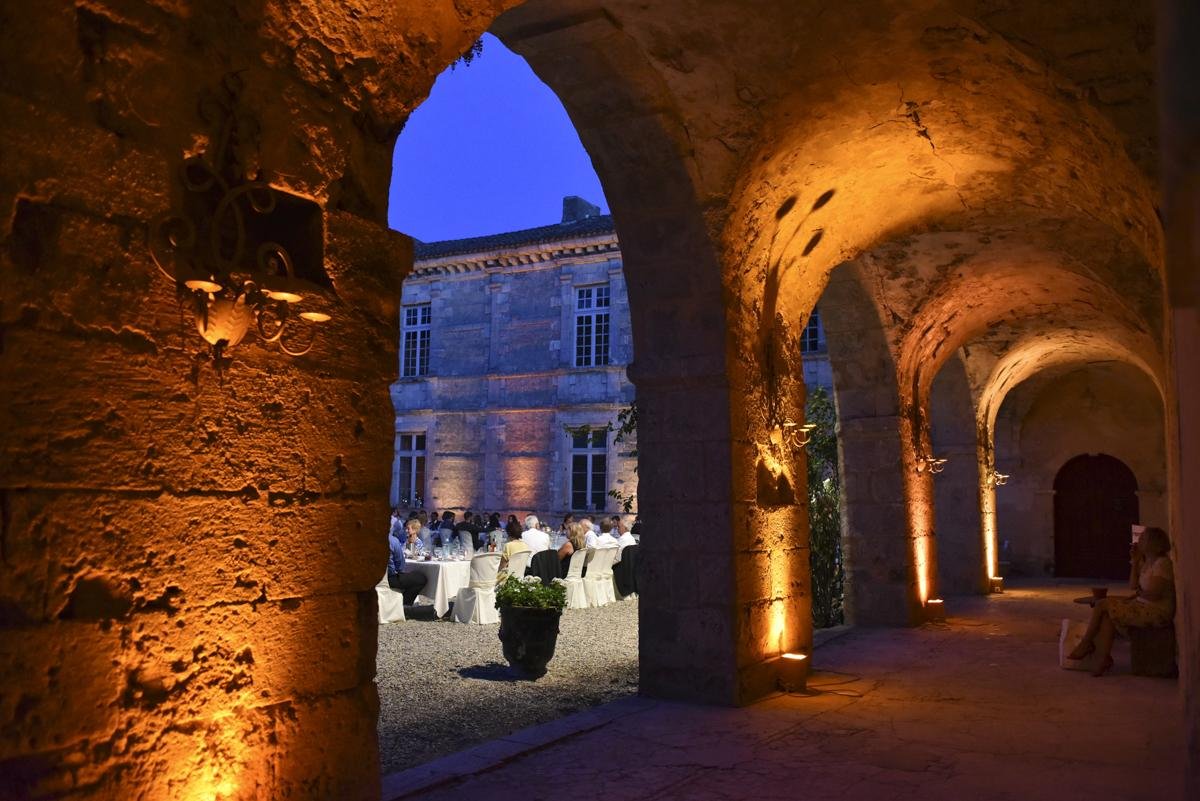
[[388, 34, 609, 244]]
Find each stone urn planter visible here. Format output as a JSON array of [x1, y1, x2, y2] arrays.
[[498, 606, 562, 679]]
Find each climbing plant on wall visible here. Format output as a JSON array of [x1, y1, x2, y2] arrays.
[[806, 387, 844, 628], [607, 401, 638, 513]]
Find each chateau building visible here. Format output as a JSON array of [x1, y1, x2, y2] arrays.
[[391, 197, 832, 519], [390, 197, 635, 518]]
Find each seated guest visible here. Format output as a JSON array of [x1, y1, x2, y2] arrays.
[[456, 511, 480, 550], [595, 519, 619, 548], [499, 526, 531, 578], [581, 515, 598, 548], [557, 514, 574, 538], [438, 511, 456, 547], [609, 515, 626, 535], [415, 511, 435, 553], [1067, 526, 1176, 676], [504, 517, 522, 545], [522, 514, 551, 553], [487, 512, 502, 532], [630, 517, 643, 539], [614, 524, 637, 563], [558, 521, 591, 575], [388, 519, 428, 604]]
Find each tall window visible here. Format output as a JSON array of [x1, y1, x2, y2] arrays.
[[401, 303, 432, 377], [570, 429, 608, 511], [396, 433, 426, 507], [800, 307, 824, 354], [574, 285, 611, 367]]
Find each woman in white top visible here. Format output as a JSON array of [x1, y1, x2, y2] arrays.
[[1067, 527, 1176, 676]]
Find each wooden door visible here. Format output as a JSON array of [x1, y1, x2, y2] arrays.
[[1053, 454, 1139, 579]]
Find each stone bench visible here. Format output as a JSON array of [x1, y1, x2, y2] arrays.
[[1129, 625, 1177, 677]]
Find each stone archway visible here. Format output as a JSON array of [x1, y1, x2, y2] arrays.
[[5, 1, 1199, 798]]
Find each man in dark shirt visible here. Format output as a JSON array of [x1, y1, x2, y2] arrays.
[[456, 509, 481, 550], [388, 518, 427, 604], [438, 510, 457, 548]]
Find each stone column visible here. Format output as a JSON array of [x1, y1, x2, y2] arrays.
[[930, 359, 987, 594], [497, 6, 812, 705], [1158, 0, 1200, 793], [821, 264, 924, 625], [0, 4, 439, 796]]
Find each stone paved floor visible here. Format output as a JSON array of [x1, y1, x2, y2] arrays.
[[382, 581, 1184, 801]]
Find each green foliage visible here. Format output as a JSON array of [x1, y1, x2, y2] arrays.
[[805, 387, 845, 628], [607, 401, 638, 513], [495, 575, 567, 611], [451, 37, 485, 70]]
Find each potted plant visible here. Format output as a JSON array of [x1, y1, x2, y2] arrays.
[[496, 575, 567, 678]]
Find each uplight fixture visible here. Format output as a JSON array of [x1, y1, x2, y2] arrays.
[[925, 598, 946, 621], [778, 652, 809, 692]]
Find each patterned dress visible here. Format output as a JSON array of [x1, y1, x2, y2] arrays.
[[1106, 556, 1175, 632]]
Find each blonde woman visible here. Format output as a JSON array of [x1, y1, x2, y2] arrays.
[[557, 520, 590, 576], [1067, 527, 1176, 676]]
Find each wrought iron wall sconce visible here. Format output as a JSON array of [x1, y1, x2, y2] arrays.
[[987, 470, 1010, 487], [917, 455, 948, 474], [774, 419, 817, 453], [148, 75, 331, 371]]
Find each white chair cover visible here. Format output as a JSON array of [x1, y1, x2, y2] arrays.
[[453, 553, 502, 624], [505, 549, 533, 579], [458, 531, 475, 558], [376, 572, 406, 623], [583, 547, 618, 607], [564, 548, 590, 610]]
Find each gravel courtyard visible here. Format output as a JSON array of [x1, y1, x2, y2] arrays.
[[376, 599, 639, 775]]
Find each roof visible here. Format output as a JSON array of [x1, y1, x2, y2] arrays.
[[413, 214, 616, 262]]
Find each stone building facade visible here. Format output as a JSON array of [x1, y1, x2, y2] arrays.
[[391, 199, 636, 519], [390, 198, 832, 520]]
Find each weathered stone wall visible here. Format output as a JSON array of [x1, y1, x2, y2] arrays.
[[1158, 1, 1200, 792], [0, 1, 508, 797]]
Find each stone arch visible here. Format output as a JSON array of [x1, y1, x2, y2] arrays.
[[991, 362, 1167, 579], [717, 2, 1164, 623], [489, 6, 755, 702], [973, 330, 1164, 583]]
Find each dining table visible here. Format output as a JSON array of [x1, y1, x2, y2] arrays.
[[408, 557, 473, 618]]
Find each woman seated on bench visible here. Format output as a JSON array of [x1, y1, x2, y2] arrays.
[[1068, 527, 1175, 676]]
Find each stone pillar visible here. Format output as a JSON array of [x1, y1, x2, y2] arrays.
[[1158, 0, 1200, 793], [821, 264, 924, 625], [497, 6, 811, 705], [0, 4, 444, 796], [930, 359, 987, 594]]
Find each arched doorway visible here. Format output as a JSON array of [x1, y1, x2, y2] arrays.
[[1053, 454, 1139, 579]]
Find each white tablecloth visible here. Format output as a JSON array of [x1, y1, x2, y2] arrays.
[[408, 559, 472, 617]]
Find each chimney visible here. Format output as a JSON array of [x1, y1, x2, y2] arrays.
[[561, 195, 601, 223]]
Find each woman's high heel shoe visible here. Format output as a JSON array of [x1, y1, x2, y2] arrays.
[[1067, 641, 1095, 661], [1091, 655, 1114, 677]]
